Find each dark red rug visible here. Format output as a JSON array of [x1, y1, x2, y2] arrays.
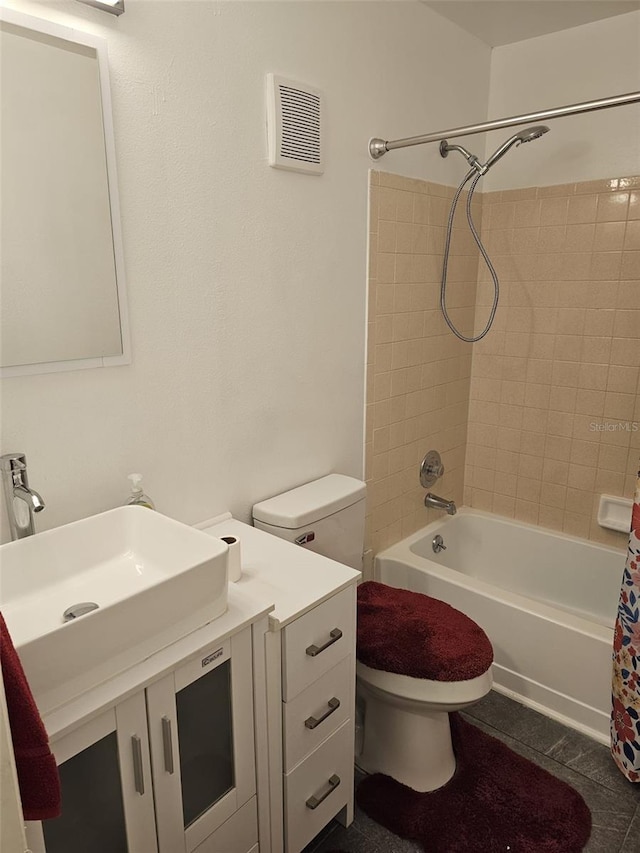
[[355, 713, 592, 853]]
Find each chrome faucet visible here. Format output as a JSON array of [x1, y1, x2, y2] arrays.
[[1, 453, 45, 540], [424, 492, 457, 516]]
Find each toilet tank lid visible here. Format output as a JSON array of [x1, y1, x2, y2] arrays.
[[252, 474, 366, 529]]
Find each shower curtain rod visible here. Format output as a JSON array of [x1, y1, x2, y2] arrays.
[[368, 90, 640, 160]]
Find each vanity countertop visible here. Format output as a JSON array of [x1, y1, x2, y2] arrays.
[[198, 515, 361, 630]]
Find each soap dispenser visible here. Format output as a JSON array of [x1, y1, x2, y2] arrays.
[[126, 473, 155, 510]]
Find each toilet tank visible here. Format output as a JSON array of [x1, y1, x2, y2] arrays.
[[252, 474, 366, 570]]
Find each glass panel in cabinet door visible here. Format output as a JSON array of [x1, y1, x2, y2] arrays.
[[176, 659, 234, 827], [42, 732, 127, 853]]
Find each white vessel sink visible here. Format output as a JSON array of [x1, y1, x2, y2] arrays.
[[0, 506, 228, 712]]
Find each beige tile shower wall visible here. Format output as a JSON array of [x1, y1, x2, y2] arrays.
[[466, 177, 640, 547], [364, 171, 481, 564]]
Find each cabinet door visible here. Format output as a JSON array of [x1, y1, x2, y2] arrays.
[[147, 626, 256, 853], [34, 694, 157, 853]]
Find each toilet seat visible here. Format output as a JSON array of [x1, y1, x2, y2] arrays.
[[356, 580, 493, 682], [356, 660, 493, 711]]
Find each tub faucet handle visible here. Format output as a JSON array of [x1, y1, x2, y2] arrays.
[[432, 535, 447, 553], [420, 450, 444, 488]]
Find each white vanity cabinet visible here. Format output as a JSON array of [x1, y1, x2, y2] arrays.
[[146, 631, 255, 853], [279, 587, 356, 853], [38, 692, 157, 853], [198, 517, 361, 853], [29, 611, 269, 853]]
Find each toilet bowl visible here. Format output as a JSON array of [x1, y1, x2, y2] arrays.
[[356, 580, 493, 792], [356, 661, 492, 792]]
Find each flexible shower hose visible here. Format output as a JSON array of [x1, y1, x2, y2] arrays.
[[440, 169, 500, 343]]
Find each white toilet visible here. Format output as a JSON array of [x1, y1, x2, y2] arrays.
[[355, 578, 493, 792], [253, 474, 493, 793]]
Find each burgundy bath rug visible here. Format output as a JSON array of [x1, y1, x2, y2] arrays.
[[356, 713, 591, 853]]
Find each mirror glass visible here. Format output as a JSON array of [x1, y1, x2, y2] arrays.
[[0, 13, 129, 375]]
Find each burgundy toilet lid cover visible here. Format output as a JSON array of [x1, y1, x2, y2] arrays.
[[357, 581, 494, 682]]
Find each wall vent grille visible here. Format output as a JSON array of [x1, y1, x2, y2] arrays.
[[267, 74, 324, 175]]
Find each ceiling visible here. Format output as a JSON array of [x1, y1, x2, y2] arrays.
[[423, 1, 640, 47]]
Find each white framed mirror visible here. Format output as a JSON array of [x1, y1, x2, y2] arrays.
[[0, 7, 130, 377]]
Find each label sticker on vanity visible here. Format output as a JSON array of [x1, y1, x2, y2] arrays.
[[202, 648, 224, 667]]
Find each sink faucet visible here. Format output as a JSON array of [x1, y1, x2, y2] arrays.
[[424, 492, 457, 516], [1, 453, 45, 540]]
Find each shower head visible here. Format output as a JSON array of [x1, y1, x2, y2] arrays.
[[439, 125, 549, 175], [483, 125, 549, 172], [517, 125, 550, 143]]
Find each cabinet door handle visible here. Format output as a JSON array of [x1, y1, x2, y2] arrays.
[[131, 735, 145, 795], [305, 774, 341, 810], [161, 716, 175, 775], [305, 628, 342, 657], [305, 697, 340, 730]]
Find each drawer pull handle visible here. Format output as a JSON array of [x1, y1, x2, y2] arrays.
[[306, 628, 342, 657], [161, 716, 175, 774], [305, 697, 340, 730], [131, 735, 145, 795], [305, 774, 341, 810]]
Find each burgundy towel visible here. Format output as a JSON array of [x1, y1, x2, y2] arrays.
[[357, 581, 493, 681], [0, 612, 61, 821]]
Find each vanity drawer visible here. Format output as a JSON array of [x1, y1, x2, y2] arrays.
[[282, 586, 355, 701], [283, 656, 352, 772], [191, 796, 257, 853], [283, 720, 354, 853]]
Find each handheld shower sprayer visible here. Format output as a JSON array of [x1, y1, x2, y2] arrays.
[[439, 125, 549, 175], [483, 125, 549, 171], [439, 125, 550, 343]]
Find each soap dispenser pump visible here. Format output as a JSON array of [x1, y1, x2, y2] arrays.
[[126, 473, 155, 510]]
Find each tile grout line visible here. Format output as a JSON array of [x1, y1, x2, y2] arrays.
[[463, 710, 627, 796], [617, 801, 640, 852]]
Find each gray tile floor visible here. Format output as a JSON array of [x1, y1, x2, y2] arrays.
[[304, 690, 640, 853]]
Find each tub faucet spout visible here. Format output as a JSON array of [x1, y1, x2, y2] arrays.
[[424, 493, 457, 515]]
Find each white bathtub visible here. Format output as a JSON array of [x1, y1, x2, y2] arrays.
[[375, 509, 626, 744]]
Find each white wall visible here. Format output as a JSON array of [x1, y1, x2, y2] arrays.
[[483, 10, 640, 190], [0, 0, 490, 540]]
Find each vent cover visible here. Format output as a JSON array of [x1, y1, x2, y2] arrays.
[[267, 74, 324, 175]]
